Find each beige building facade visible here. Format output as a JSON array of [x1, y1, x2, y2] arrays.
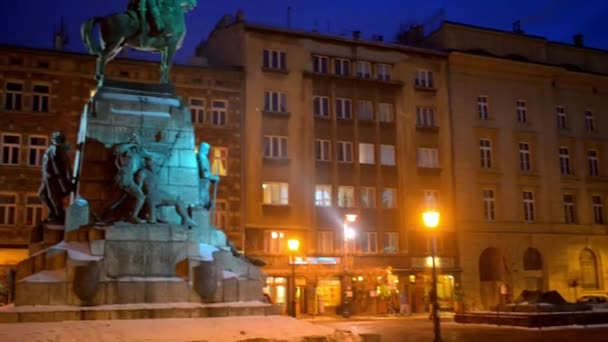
[[201, 14, 456, 315], [421, 22, 608, 309]]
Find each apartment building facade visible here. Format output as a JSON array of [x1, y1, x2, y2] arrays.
[[0, 45, 244, 300], [201, 14, 456, 315], [419, 22, 608, 309]]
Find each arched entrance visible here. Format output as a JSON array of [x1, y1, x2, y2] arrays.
[[580, 248, 599, 290], [523, 247, 543, 291], [478, 247, 511, 309]]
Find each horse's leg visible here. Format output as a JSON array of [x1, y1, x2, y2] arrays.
[[160, 42, 176, 84]]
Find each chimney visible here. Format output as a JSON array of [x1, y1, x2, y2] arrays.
[[352, 30, 361, 40], [512, 20, 524, 34], [53, 17, 69, 51], [573, 34, 584, 47], [235, 10, 245, 23], [372, 34, 384, 42]]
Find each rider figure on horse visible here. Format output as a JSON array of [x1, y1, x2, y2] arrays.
[[128, 0, 168, 38]]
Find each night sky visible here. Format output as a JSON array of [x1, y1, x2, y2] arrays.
[[0, 0, 606, 63]]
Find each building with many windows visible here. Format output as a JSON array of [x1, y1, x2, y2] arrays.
[[201, 14, 456, 315], [416, 22, 608, 309], [0, 45, 244, 300]]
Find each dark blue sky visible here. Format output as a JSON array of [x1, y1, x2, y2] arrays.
[[0, 0, 606, 63]]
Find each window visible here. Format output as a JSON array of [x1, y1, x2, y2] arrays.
[[264, 230, 286, 254], [361, 232, 378, 254], [376, 63, 391, 81], [415, 69, 433, 88], [190, 98, 205, 124], [358, 143, 375, 164], [315, 139, 331, 161], [263, 49, 286, 70], [337, 141, 353, 163], [360, 187, 376, 208], [482, 189, 495, 221], [516, 100, 527, 123], [214, 200, 227, 230], [0, 194, 16, 226], [28, 135, 47, 167], [31, 84, 50, 112], [580, 249, 599, 289], [380, 145, 395, 166], [357, 100, 373, 121], [337, 186, 355, 208], [478, 96, 488, 120], [262, 182, 289, 205], [523, 191, 535, 222], [417, 148, 439, 168], [563, 194, 577, 224], [335, 98, 352, 119], [382, 188, 396, 208], [416, 107, 435, 127], [315, 185, 332, 207], [479, 139, 492, 169], [519, 142, 530, 172], [334, 58, 350, 76], [263, 136, 288, 159], [588, 150, 599, 176], [556, 106, 566, 129], [25, 194, 43, 227], [313, 96, 330, 117], [378, 103, 394, 123], [264, 91, 287, 113], [211, 100, 227, 126], [585, 110, 595, 132], [4, 81, 23, 111], [559, 147, 571, 175], [424, 190, 438, 210], [1, 134, 21, 165], [210, 147, 228, 176], [312, 55, 329, 73], [592, 195, 604, 224], [356, 61, 371, 79], [317, 231, 334, 254], [383, 232, 399, 254]]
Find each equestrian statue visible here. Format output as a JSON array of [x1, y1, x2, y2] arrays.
[[81, 0, 197, 86]]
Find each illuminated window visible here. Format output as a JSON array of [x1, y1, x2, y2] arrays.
[[358, 143, 375, 164], [337, 141, 353, 163], [516, 100, 527, 123], [211, 100, 227, 126], [315, 139, 331, 161], [357, 100, 373, 121], [315, 185, 332, 207], [335, 98, 352, 119], [334, 58, 350, 76], [480, 139, 492, 169], [28, 135, 47, 167], [25, 194, 43, 227], [0, 193, 16, 226], [378, 103, 394, 123], [264, 136, 288, 159], [317, 231, 334, 254], [263, 49, 286, 70], [383, 232, 399, 253], [4, 81, 23, 111], [361, 232, 378, 254], [360, 186, 376, 208], [556, 106, 566, 129], [382, 188, 396, 208], [210, 147, 228, 176], [337, 186, 355, 208], [559, 147, 571, 175], [482, 189, 495, 221], [376, 63, 391, 81], [592, 195, 604, 224], [415, 69, 433, 88], [519, 142, 530, 172], [313, 96, 330, 117], [416, 107, 435, 127], [588, 150, 599, 176], [417, 148, 439, 168], [478, 96, 488, 120], [1, 133, 21, 165], [214, 199, 227, 230], [523, 191, 534, 222], [264, 91, 287, 113], [356, 61, 371, 79], [189, 98, 205, 124], [264, 230, 286, 254], [380, 144, 395, 166], [585, 110, 595, 132], [563, 194, 577, 224], [312, 55, 329, 73], [262, 182, 289, 205]]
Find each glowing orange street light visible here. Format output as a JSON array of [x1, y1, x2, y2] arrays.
[[423, 210, 441, 341], [287, 239, 300, 318]]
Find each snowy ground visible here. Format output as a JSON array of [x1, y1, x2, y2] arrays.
[[0, 316, 359, 342]]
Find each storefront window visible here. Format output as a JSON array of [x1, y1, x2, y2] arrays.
[[317, 278, 341, 307]]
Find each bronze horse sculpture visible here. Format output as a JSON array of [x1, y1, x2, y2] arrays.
[[81, 0, 197, 85]]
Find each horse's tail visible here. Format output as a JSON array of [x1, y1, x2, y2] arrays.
[[81, 17, 104, 55]]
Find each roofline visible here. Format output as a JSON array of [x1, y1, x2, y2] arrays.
[[239, 22, 447, 57]]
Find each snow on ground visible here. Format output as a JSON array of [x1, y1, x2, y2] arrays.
[[0, 301, 270, 313], [0, 316, 350, 342]]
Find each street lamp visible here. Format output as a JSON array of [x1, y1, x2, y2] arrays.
[[343, 214, 357, 271], [287, 238, 300, 318], [423, 210, 441, 342]]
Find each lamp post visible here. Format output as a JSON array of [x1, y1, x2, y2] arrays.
[[423, 210, 441, 342], [287, 238, 300, 318], [342, 214, 357, 318]]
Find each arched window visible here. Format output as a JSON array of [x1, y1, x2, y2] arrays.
[[580, 248, 599, 289], [479, 247, 502, 281], [523, 248, 542, 271]]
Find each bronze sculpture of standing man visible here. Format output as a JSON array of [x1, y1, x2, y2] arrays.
[[38, 131, 73, 224]]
